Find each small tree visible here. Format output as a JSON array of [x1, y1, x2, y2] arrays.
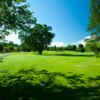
[[19, 24, 55, 54], [66, 45, 72, 51], [77, 44, 85, 52], [72, 45, 77, 51]]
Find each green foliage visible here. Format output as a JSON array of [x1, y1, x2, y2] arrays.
[[19, 24, 55, 54], [87, 0, 100, 57], [48, 45, 77, 52], [56, 47, 65, 51], [86, 36, 100, 57], [0, 0, 36, 38], [9, 46, 14, 52], [0, 41, 20, 52], [77, 44, 85, 52], [71, 45, 77, 51], [88, 0, 100, 35], [20, 43, 31, 52], [66, 45, 73, 51], [48, 46, 65, 51], [65, 45, 77, 51]]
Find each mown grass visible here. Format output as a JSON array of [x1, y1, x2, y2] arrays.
[[0, 51, 100, 100], [0, 51, 100, 76]]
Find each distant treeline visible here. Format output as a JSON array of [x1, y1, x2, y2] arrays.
[[0, 41, 87, 53], [47, 44, 85, 52]]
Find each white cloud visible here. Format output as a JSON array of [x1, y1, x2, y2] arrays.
[[72, 36, 91, 46], [5, 34, 21, 44], [50, 42, 65, 47]]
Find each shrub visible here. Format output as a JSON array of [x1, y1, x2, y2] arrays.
[[77, 44, 85, 52], [66, 45, 72, 51]]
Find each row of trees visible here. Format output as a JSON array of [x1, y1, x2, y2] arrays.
[[0, 41, 86, 53], [48, 44, 85, 52]]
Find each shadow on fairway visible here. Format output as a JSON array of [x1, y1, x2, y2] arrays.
[[43, 53, 94, 57], [0, 69, 100, 100], [0, 60, 3, 62]]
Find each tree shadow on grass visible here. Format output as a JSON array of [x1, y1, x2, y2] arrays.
[[43, 53, 94, 57], [0, 69, 100, 100], [0, 60, 3, 62]]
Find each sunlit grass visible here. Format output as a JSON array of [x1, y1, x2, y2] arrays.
[[0, 51, 99, 77], [0, 51, 100, 99]]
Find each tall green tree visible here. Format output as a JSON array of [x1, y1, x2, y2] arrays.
[[87, 0, 100, 56], [19, 24, 55, 54], [0, 0, 36, 39]]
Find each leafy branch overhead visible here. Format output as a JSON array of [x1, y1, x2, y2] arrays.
[[88, 0, 100, 36], [0, 0, 36, 39]]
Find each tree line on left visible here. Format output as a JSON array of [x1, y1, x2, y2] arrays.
[[0, 0, 55, 54]]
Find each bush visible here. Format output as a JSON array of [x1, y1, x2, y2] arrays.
[[65, 45, 72, 51], [77, 44, 85, 52], [9, 46, 14, 52], [72, 45, 77, 51]]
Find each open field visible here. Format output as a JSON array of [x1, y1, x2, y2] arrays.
[[0, 51, 100, 76], [0, 51, 100, 100]]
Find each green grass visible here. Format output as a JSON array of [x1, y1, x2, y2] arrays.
[[0, 51, 100, 77], [0, 51, 100, 100]]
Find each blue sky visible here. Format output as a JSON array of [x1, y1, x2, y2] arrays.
[[27, 0, 90, 45], [6, 0, 90, 46]]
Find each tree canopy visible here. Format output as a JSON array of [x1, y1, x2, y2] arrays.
[[88, 0, 100, 36], [0, 0, 36, 39], [19, 24, 55, 54]]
